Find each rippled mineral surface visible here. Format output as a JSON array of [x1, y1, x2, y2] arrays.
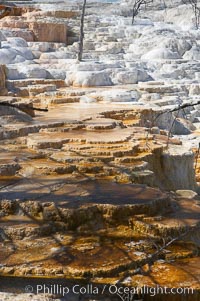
[[0, 0, 200, 300]]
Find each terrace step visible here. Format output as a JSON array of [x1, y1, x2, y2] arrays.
[[47, 96, 81, 104], [6, 78, 66, 90], [0, 159, 20, 177]]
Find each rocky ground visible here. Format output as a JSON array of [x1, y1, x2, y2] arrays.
[[0, 0, 200, 300]]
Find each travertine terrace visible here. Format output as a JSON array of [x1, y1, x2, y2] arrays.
[[0, 0, 200, 300]]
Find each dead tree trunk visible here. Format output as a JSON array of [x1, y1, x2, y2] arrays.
[[132, 0, 153, 25], [182, 0, 200, 29], [194, 4, 200, 29], [77, 0, 87, 61]]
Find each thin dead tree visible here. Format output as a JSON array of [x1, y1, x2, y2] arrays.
[[77, 0, 87, 61], [132, 0, 153, 24], [182, 0, 200, 29], [0, 102, 48, 113]]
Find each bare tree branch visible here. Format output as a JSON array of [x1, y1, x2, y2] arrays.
[[132, 0, 154, 24], [145, 99, 200, 148]]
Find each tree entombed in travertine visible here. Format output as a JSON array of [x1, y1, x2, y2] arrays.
[[131, 0, 154, 24], [77, 0, 87, 61], [182, 0, 200, 28]]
